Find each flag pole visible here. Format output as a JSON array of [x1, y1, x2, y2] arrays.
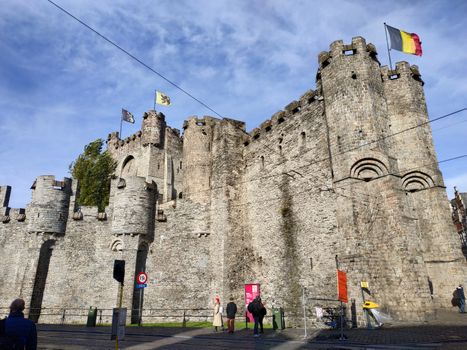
[[384, 23, 393, 70], [119, 109, 123, 139]]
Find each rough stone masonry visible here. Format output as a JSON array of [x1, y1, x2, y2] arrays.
[[0, 36, 465, 326]]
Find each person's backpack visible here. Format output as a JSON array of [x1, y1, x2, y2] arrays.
[[247, 302, 253, 313], [0, 318, 23, 350]]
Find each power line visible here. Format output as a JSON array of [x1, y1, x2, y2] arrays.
[[47, 0, 225, 119], [47, 0, 467, 169]]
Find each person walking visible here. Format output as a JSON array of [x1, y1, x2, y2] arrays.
[[247, 296, 262, 337], [3, 298, 37, 350], [226, 297, 237, 333], [258, 300, 267, 333], [212, 297, 223, 331], [455, 285, 465, 313]]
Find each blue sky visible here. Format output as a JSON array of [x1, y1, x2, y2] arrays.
[[1, 0, 467, 208]]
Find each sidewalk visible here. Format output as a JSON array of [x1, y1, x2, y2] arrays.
[[36, 309, 467, 349]]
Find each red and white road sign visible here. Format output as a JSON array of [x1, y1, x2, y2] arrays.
[[136, 272, 148, 284]]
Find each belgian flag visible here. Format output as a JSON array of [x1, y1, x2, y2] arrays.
[[385, 24, 422, 56]]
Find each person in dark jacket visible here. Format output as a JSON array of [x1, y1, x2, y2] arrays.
[[225, 297, 237, 333], [247, 296, 262, 337], [4, 299, 37, 350], [455, 285, 466, 313]]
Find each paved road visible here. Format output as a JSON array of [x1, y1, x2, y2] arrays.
[[37, 310, 467, 349]]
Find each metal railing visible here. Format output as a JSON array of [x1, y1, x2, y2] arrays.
[[0, 306, 283, 327]]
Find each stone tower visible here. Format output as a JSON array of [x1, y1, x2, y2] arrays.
[[382, 62, 466, 307], [318, 36, 466, 320], [25, 175, 72, 321], [182, 116, 216, 204]]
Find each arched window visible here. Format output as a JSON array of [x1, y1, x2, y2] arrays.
[[121, 156, 137, 176]]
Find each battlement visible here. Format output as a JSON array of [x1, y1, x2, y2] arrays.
[[183, 115, 221, 130], [0, 208, 26, 224], [107, 130, 143, 149], [244, 89, 321, 146], [31, 175, 72, 193], [381, 61, 424, 85], [318, 36, 379, 70]]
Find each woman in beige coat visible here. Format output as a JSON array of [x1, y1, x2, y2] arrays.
[[212, 297, 222, 331]]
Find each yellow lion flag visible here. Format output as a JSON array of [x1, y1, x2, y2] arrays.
[[155, 91, 171, 106]]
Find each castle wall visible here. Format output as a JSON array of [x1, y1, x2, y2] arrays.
[[241, 91, 340, 321], [141, 201, 213, 312], [0, 36, 465, 326]]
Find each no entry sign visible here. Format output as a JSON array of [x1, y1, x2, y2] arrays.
[[136, 272, 148, 285]]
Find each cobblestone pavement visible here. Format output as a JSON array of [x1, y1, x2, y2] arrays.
[[37, 310, 467, 349]]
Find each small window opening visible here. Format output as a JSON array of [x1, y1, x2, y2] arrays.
[[243, 141, 250, 147], [310, 257, 313, 270], [265, 125, 272, 132], [180, 161, 182, 169], [389, 74, 400, 80], [201, 129, 207, 135], [343, 49, 356, 56], [260, 156, 265, 169], [196, 121, 205, 126], [351, 72, 357, 79], [253, 134, 260, 140], [337, 136, 342, 152], [292, 107, 300, 114], [279, 145, 282, 155], [279, 137, 283, 144], [300, 131, 306, 147], [278, 117, 285, 124], [178, 192, 183, 199], [157, 163, 160, 170]]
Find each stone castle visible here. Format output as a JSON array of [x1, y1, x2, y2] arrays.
[[1, 37, 465, 325]]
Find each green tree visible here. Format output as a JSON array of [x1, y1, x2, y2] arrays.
[[69, 139, 117, 211]]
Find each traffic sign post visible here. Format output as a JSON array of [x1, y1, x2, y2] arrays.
[[135, 272, 148, 326]]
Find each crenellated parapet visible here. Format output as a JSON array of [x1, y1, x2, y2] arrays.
[[381, 61, 424, 85], [244, 90, 321, 147], [318, 36, 380, 71]]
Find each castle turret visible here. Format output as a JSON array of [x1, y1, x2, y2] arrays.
[[142, 110, 166, 147], [27, 176, 72, 234], [111, 176, 157, 235], [182, 116, 217, 204], [383, 62, 467, 307], [319, 38, 436, 321], [319, 37, 392, 180]]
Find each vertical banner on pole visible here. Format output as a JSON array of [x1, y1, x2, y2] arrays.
[[244, 283, 260, 322], [337, 270, 348, 303]]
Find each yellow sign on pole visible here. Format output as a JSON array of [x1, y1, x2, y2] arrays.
[[361, 281, 369, 289]]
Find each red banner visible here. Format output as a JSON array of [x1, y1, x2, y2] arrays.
[[244, 283, 260, 322], [337, 270, 348, 303]]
